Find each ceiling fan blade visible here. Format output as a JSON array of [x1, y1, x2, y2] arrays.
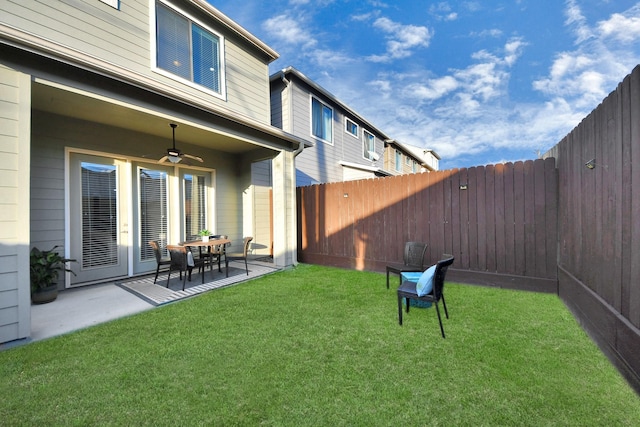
[[183, 153, 203, 162], [158, 155, 169, 163]]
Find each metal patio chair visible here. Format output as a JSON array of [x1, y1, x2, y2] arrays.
[[397, 255, 454, 338], [386, 241, 428, 289]]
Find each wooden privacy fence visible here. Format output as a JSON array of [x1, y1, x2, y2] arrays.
[[297, 157, 558, 292]]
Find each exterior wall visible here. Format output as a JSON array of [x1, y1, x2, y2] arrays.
[[251, 160, 273, 256], [272, 150, 297, 267], [270, 80, 286, 130], [28, 110, 246, 283], [342, 167, 375, 182], [0, 65, 31, 343], [0, 0, 273, 124], [0, 0, 302, 344], [423, 152, 439, 171], [383, 146, 421, 175], [276, 75, 384, 186]]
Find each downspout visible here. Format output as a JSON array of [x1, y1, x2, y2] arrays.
[[279, 71, 303, 266], [281, 71, 304, 157]]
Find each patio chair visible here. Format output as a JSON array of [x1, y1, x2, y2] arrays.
[[386, 241, 428, 289], [203, 234, 228, 273], [397, 255, 454, 338], [149, 240, 171, 284], [227, 236, 253, 275], [166, 245, 205, 291]]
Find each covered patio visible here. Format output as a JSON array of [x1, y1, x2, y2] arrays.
[[23, 258, 279, 345]]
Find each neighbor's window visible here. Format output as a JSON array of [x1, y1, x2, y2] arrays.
[[405, 156, 411, 166], [395, 150, 402, 171], [412, 160, 418, 173], [363, 130, 375, 160], [156, 1, 224, 96], [311, 97, 333, 143], [345, 118, 358, 138]]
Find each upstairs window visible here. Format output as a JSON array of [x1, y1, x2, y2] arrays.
[[363, 130, 376, 160], [311, 97, 333, 143], [155, 1, 224, 97], [395, 150, 402, 171], [345, 118, 359, 138]]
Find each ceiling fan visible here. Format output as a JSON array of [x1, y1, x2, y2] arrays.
[[158, 123, 203, 164]]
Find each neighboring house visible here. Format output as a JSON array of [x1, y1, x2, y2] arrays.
[[270, 67, 392, 186], [0, 0, 309, 344], [384, 140, 440, 174], [270, 67, 440, 186]]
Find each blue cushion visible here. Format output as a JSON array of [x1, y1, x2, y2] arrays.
[[416, 264, 436, 297], [400, 272, 422, 283]]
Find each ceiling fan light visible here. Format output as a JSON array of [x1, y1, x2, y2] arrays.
[[168, 155, 181, 164]]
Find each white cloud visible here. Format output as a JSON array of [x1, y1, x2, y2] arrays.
[[471, 29, 503, 38], [404, 76, 459, 101], [533, 2, 640, 111], [366, 17, 432, 62], [598, 5, 640, 43], [565, 0, 593, 43], [262, 14, 316, 48], [429, 2, 458, 21]]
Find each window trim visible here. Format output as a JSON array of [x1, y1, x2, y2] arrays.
[[362, 129, 376, 161], [310, 96, 334, 145], [151, 0, 227, 100], [345, 118, 359, 139]]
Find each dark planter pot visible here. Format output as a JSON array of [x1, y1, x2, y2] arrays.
[[31, 284, 58, 304]]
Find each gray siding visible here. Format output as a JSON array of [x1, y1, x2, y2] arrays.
[[285, 78, 383, 186], [251, 160, 272, 256], [30, 110, 244, 267], [0, 64, 31, 343], [0, 0, 272, 123]]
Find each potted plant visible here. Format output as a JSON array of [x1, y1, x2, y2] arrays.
[[198, 229, 211, 242], [30, 246, 77, 304]]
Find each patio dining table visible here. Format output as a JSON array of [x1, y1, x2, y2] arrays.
[[181, 237, 232, 277]]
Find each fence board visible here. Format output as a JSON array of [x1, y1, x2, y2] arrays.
[[468, 167, 479, 270], [629, 65, 640, 328], [486, 165, 497, 272], [620, 73, 633, 319], [458, 168, 470, 269], [513, 162, 525, 275], [534, 159, 546, 278], [503, 163, 516, 275], [494, 163, 506, 273], [450, 169, 461, 266], [544, 158, 557, 279]]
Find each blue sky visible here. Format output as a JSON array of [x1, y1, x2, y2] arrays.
[[209, 0, 640, 170]]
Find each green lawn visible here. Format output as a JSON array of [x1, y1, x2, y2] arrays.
[[2, 264, 638, 426]]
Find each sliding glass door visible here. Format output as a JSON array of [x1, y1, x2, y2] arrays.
[[68, 153, 213, 282], [133, 164, 171, 274], [69, 154, 128, 284]]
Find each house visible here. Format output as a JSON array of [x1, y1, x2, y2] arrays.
[[270, 66, 439, 186], [384, 140, 440, 174], [0, 0, 309, 344], [271, 67, 383, 185]]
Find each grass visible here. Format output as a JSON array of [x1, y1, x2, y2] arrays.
[[1, 264, 639, 426]]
